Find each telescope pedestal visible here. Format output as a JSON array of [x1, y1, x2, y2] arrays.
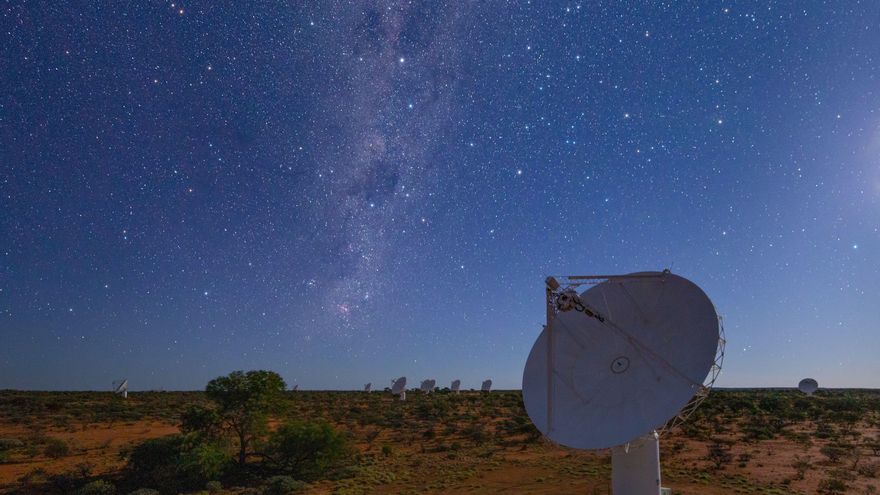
[[611, 431, 663, 495]]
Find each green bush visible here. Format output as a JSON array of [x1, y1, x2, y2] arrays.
[[127, 490, 160, 495], [265, 422, 351, 480], [262, 475, 306, 495], [123, 434, 229, 494], [792, 455, 812, 480], [415, 397, 452, 420], [820, 443, 853, 464], [706, 441, 733, 470], [181, 440, 229, 481], [205, 480, 223, 493], [180, 405, 222, 437], [818, 477, 848, 494], [44, 437, 70, 458], [77, 479, 116, 495], [0, 438, 24, 450]]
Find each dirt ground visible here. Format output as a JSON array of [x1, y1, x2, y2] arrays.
[[0, 389, 877, 494]]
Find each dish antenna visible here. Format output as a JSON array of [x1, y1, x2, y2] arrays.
[[798, 378, 818, 395], [523, 271, 725, 494], [420, 379, 436, 394], [391, 376, 407, 401], [291, 384, 298, 392], [451, 379, 461, 393], [481, 379, 492, 392], [112, 379, 128, 399], [364, 382, 372, 393]]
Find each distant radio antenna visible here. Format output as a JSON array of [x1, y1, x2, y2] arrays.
[[391, 376, 407, 401], [420, 379, 435, 394], [451, 379, 461, 393], [112, 379, 128, 399], [291, 384, 299, 392], [523, 271, 725, 494], [798, 378, 818, 395], [364, 382, 372, 393], [481, 379, 492, 392]]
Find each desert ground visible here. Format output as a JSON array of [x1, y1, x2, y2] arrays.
[[0, 388, 877, 494]]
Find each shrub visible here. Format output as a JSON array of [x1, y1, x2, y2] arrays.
[[48, 471, 79, 493], [127, 490, 160, 495], [77, 480, 116, 495], [0, 438, 24, 450], [463, 424, 487, 445], [415, 397, 452, 420], [44, 437, 70, 458], [818, 477, 848, 494], [205, 480, 223, 493], [820, 443, 852, 464], [792, 455, 812, 480], [181, 440, 229, 481], [364, 429, 380, 445], [74, 462, 95, 479], [262, 475, 306, 495], [265, 422, 351, 480], [18, 467, 48, 487], [123, 434, 229, 494], [706, 441, 733, 470], [858, 462, 879, 478]]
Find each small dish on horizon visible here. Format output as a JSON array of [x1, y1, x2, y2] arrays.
[[798, 378, 818, 395]]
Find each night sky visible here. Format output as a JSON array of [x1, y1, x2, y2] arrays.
[[2, 2, 878, 391]]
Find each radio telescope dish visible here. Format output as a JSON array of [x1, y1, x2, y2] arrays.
[[391, 376, 407, 401], [420, 379, 436, 394], [291, 384, 298, 392], [451, 379, 461, 393], [481, 379, 492, 392], [523, 271, 724, 494], [112, 379, 128, 399], [364, 382, 372, 393], [798, 378, 818, 395]]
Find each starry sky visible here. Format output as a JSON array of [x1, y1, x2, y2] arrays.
[[2, 2, 879, 391]]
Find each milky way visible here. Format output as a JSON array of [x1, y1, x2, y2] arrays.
[[300, 4, 472, 333]]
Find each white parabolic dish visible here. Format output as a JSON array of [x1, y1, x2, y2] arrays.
[[391, 377, 407, 395], [798, 378, 818, 395], [522, 271, 720, 450]]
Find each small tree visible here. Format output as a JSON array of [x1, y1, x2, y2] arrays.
[[205, 370, 287, 465]]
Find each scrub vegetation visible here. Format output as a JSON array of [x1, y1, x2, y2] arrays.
[[0, 378, 878, 494]]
